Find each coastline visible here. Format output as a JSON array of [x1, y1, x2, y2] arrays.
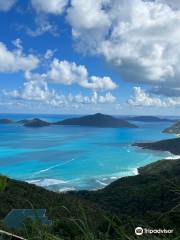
[[0, 115, 179, 193], [23, 143, 180, 193], [25, 167, 139, 192]]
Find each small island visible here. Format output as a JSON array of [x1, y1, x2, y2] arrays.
[[55, 113, 138, 128], [18, 118, 51, 128], [0, 119, 14, 124]]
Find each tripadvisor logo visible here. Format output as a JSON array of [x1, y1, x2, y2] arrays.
[[135, 227, 174, 236], [135, 227, 143, 236]]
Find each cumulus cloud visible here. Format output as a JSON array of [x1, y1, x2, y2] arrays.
[[128, 86, 180, 107], [128, 87, 166, 107], [0, 0, 16, 11], [4, 79, 116, 107], [31, 0, 68, 15], [67, 0, 110, 51], [0, 40, 39, 73], [3, 80, 56, 102], [3, 66, 116, 108], [67, 0, 180, 94], [46, 59, 117, 91], [67, 91, 116, 105]]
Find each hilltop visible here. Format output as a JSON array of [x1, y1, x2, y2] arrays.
[[55, 113, 138, 128], [18, 118, 51, 127], [0, 114, 138, 128]]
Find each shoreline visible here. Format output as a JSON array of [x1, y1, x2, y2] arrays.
[[25, 167, 139, 192], [25, 152, 179, 193], [24, 144, 180, 192]]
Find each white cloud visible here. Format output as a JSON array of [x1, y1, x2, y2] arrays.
[[0, 41, 39, 73], [12, 38, 23, 50], [3, 80, 56, 102], [4, 80, 116, 107], [0, 0, 16, 11], [69, 91, 116, 104], [44, 49, 56, 59], [67, 0, 180, 93], [26, 16, 59, 37], [3, 68, 116, 107], [128, 86, 180, 107], [67, 0, 110, 51], [31, 0, 68, 15], [128, 87, 166, 107], [47, 59, 88, 85], [46, 59, 117, 90]]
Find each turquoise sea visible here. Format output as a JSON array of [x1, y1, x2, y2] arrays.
[[0, 114, 177, 192]]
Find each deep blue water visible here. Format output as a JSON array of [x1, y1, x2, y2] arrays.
[[0, 114, 177, 191]]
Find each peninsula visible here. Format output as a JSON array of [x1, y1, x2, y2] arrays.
[[133, 137, 180, 155]]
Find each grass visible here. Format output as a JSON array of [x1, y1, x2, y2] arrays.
[[0, 175, 7, 192], [22, 212, 180, 240]]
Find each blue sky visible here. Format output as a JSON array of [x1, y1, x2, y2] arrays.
[[0, 0, 180, 115]]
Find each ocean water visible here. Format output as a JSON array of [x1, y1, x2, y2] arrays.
[[0, 114, 177, 192]]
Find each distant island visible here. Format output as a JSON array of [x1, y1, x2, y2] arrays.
[[0, 114, 138, 128], [0, 119, 14, 124], [163, 121, 180, 135], [55, 113, 138, 128], [18, 118, 51, 128], [125, 116, 175, 122], [133, 137, 180, 155], [1, 114, 179, 128]]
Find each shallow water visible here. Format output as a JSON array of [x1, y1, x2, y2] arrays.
[[0, 114, 176, 191]]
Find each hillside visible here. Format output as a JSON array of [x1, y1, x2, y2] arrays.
[[163, 121, 180, 134], [133, 137, 180, 155], [1, 157, 180, 239], [75, 158, 180, 234], [18, 118, 51, 127], [55, 113, 138, 128], [0, 176, 109, 239]]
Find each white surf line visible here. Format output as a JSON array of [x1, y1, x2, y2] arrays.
[[96, 179, 108, 186], [132, 168, 139, 175], [31, 158, 75, 177], [165, 155, 180, 160], [27, 178, 67, 187]]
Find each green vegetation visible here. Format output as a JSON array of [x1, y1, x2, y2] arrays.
[[0, 159, 180, 239], [133, 137, 180, 155], [0, 175, 7, 192]]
